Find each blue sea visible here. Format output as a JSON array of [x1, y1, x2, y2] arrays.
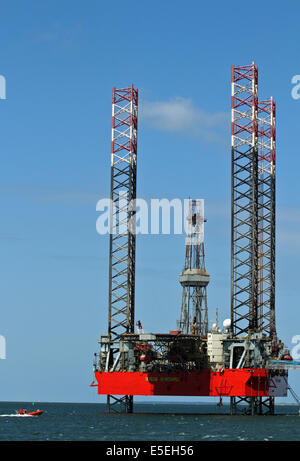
[[0, 401, 299, 442]]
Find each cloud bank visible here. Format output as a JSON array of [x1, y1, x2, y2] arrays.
[[140, 97, 229, 144]]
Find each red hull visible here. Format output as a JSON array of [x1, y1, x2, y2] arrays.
[[18, 409, 43, 416], [27, 410, 43, 416], [95, 369, 269, 397]]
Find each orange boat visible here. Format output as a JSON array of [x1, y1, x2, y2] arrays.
[[18, 409, 43, 416]]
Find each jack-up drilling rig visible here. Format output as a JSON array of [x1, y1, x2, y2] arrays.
[[93, 65, 299, 415]]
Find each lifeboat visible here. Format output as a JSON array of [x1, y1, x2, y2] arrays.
[[18, 409, 43, 416], [282, 354, 293, 361]]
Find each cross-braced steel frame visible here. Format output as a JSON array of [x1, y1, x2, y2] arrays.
[[107, 85, 138, 413], [230, 395, 274, 416], [257, 98, 276, 345], [178, 200, 208, 336], [231, 62, 259, 336], [230, 64, 276, 415]]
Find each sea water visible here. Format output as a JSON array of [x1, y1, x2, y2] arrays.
[[0, 401, 299, 441]]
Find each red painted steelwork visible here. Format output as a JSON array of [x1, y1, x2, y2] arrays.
[[95, 369, 269, 397]]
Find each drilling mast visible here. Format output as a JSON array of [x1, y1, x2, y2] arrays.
[[178, 199, 209, 336]]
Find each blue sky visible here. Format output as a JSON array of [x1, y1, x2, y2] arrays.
[[1, 0, 300, 404]]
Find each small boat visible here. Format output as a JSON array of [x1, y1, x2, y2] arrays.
[[18, 409, 43, 416]]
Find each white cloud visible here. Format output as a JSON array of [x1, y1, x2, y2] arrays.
[[140, 97, 229, 144]]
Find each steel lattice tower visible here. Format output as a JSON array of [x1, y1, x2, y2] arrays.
[[231, 62, 259, 336], [107, 85, 138, 413], [257, 98, 277, 345], [178, 200, 209, 336], [230, 63, 277, 415]]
